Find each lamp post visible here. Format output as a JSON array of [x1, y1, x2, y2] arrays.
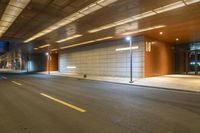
[[46, 52, 51, 75], [126, 36, 133, 83]]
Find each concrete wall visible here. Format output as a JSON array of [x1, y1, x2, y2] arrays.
[[27, 53, 46, 72], [59, 36, 145, 78]]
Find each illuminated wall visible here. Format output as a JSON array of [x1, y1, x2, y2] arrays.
[[59, 36, 145, 78]]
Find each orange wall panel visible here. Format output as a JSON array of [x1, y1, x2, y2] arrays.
[[46, 53, 58, 71], [145, 36, 175, 77]]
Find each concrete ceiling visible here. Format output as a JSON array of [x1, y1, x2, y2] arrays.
[[0, 0, 200, 52]]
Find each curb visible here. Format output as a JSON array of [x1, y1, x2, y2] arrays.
[[49, 74, 200, 94]]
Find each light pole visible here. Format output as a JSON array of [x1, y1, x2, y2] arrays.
[[46, 52, 50, 75], [126, 36, 133, 83]]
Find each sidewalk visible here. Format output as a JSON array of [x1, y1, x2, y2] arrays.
[[0, 69, 27, 73], [39, 71, 200, 93]]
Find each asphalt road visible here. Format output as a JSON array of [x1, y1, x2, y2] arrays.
[[0, 74, 200, 133]]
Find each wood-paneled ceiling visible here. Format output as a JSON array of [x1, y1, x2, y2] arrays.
[[0, 0, 200, 52]]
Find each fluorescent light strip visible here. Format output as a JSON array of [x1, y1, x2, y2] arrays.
[[88, 10, 157, 33], [0, 0, 31, 37], [24, 0, 118, 43], [51, 48, 58, 52], [67, 66, 76, 69], [56, 34, 83, 43], [116, 46, 139, 51], [122, 25, 166, 36], [39, 44, 50, 49], [154, 1, 186, 13], [60, 36, 113, 49], [88, 1, 195, 33], [184, 0, 200, 5]]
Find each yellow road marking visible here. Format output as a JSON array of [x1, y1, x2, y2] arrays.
[[40, 93, 86, 113], [11, 81, 22, 86]]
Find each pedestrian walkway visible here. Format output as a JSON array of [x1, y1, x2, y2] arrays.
[[40, 72, 200, 93]]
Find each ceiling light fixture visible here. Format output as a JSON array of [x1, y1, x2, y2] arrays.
[[24, 0, 118, 43], [56, 34, 83, 43], [184, 0, 200, 5], [122, 25, 166, 36], [39, 44, 51, 49], [154, 1, 186, 13], [0, 0, 31, 38], [88, 11, 156, 33], [88, 1, 197, 34], [51, 48, 58, 52], [60, 36, 113, 49]]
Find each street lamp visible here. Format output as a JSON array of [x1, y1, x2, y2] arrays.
[[126, 36, 133, 83], [46, 51, 51, 75]]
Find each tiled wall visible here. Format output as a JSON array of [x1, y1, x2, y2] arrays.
[[59, 36, 145, 78]]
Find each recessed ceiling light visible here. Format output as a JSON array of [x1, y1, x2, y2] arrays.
[[159, 32, 163, 35], [176, 38, 179, 41]]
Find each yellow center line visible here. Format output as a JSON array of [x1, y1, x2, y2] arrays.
[[11, 81, 22, 86], [40, 93, 86, 113]]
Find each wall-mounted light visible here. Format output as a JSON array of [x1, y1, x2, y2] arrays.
[[67, 66, 77, 69], [116, 46, 139, 51]]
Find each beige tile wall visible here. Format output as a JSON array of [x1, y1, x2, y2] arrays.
[[59, 36, 144, 78]]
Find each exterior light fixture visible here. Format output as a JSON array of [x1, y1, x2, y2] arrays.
[[159, 32, 163, 35], [125, 36, 132, 41], [125, 36, 134, 83]]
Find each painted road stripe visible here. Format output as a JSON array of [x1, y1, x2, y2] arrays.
[[40, 93, 86, 113], [11, 81, 22, 86]]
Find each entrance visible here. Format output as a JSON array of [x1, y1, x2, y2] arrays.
[[188, 50, 200, 75]]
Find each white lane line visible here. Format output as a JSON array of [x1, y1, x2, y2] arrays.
[[40, 93, 86, 113], [11, 81, 22, 86]]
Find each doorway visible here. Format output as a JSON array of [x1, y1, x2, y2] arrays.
[[188, 50, 200, 75]]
